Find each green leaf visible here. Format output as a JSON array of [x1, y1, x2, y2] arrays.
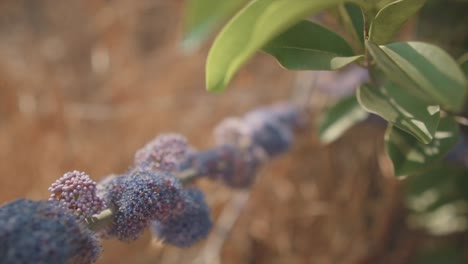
[[182, 0, 249, 51], [357, 82, 440, 144], [343, 3, 364, 45], [385, 116, 460, 177], [406, 164, 468, 235], [369, 0, 426, 45], [405, 164, 452, 198], [262, 20, 363, 70], [415, 246, 465, 264], [366, 41, 467, 112], [405, 163, 467, 204], [206, 0, 344, 92], [318, 94, 369, 144], [458, 53, 468, 78]]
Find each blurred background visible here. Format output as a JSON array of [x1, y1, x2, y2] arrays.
[[0, 0, 467, 263]]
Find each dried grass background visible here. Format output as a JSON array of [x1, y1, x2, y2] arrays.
[[0, 1, 448, 263]]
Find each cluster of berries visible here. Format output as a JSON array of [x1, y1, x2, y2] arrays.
[[49, 171, 106, 220], [179, 102, 304, 188], [0, 199, 101, 264], [0, 102, 304, 263]]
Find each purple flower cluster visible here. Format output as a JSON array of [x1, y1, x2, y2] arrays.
[[100, 170, 185, 241], [250, 102, 306, 129], [215, 102, 300, 158], [94, 133, 215, 243], [48, 170, 106, 220], [0, 199, 100, 264], [134, 133, 192, 173], [96, 169, 213, 246], [244, 112, 293, 157], [96, 174, 125, 206], [177, 144, 264, 188], [151, 188, 212, 247], [0, 102, 301, 260], [178, 102, 301, 188]]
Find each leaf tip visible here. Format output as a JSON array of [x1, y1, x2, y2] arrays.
[[206, 77, 228, 93]]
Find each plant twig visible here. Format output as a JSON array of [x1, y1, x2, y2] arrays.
[[195, 190, 251, 264]]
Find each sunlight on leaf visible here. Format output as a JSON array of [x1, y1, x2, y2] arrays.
[[385, 116, 460, 177], [357, 82, 440, 144], [182, 0, 249, 52], [369, 0, 426, 44], [206, 0, 344, 92], [366, 41, 467, 111]]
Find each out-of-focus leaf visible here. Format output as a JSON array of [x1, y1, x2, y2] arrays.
[[182, 0, 249, 51], [357, 82, 440, 144], [318, 94, 368, 144], [366, 41, 467, 112], [369, 0, 426, 44], [338, 3, 364, 50], [206, 0, 343, 92], [405, 164, 466, 203], [385, 117, 459, 177], [415, 246, 464, 264], [262, 20, 362, 70], [405, 161, 468, 236], [458, 53, 468, 78], [405, 163, 468, 236], [344, 3, 364, 45]]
